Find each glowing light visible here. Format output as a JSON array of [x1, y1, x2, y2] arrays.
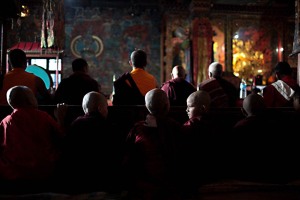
[[20, 5, 30, 17]]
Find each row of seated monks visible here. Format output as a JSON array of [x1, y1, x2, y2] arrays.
[[0, 49, 299, 199], [0, 87, 299, 199]]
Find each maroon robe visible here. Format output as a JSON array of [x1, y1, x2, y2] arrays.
[[122, 115, 182, 200], [0, 108, 64, 180], [160, 77, 196, 106], [263, 76, 299, 107], [198, 77, 239, 107]]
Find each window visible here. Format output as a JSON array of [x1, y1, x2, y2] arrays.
[[27, 57, 63, 89]]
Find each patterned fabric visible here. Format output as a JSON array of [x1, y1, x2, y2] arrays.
[[198, 77, 239, 107], [271, 80, 295, 101], [41, 0, 55, 48], [198, 78, 229, 107], [263, 76, 300, 107], [41, 0, 64, 49], [192, 18, 213, 85]]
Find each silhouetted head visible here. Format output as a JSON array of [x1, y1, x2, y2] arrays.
[[274, 61, 292, 80], [186, 90, 211, 119], [82, 91, 108, 118], [145, 88, 170, 117], [274, 61, 292, 75], [208, 62, 223, 78], [130, 49, 147, 68], [171, 65, 186, 79], [242, 93, 266, 116], [6, 85, 38, 109], [72, 58, 88, 73], [8, 48, 27, 69]]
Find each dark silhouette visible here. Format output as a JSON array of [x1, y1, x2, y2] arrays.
[[160, 65, 196, 106], [230, 93, 297, 183], [54, 58, 100, 105], [122, 88, 182, 200], [263, 61, 300, 107], [0, 49, 52, 105], [112, 49, 158, 105], [57, 91, 121, 193]]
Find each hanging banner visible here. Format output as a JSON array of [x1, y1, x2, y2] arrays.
[[192, 17, 213, 86], [290, 0, 300, 56], [41, 0, 64, 49]]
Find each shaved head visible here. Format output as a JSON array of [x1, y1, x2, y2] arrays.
[[171, 65, 186, 78], [187, 90, 211, 109], [6, 85, 38, 109], [8, 48, 27, 69], [82, 91, 108, 118], [208, 62, 223, 78], [130, 49, 147, 68], [242, 93, 265, 116], [186, 90, 211, 119], [145, 88, 170, 117]]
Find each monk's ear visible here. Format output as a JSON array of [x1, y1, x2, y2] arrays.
[[129, 60, 133, 66], [275, 71, 281, 80], [171, 73, 174, 79]]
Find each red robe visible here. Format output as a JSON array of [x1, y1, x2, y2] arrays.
[[0, 108, 64, 180], [263, 76, 299, 107]]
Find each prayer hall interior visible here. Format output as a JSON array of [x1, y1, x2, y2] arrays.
[[1, 1, 300, 200], [0, 0, 297, 96]]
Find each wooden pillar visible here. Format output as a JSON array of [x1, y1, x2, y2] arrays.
[[290, 0, 300, 85], [189, 0, 212, 86], [298, 54, 300, 85], [161, 2, 190, 84]]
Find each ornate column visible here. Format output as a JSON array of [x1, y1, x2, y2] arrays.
[[189, 0, 212, 86], [160, 1, 190, 83], [290, 0, 300, 85]]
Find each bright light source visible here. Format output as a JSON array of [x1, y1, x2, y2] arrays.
[[21, 5, 30, 17]]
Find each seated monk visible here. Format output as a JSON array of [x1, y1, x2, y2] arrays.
[[0, 85, 65, 192]]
